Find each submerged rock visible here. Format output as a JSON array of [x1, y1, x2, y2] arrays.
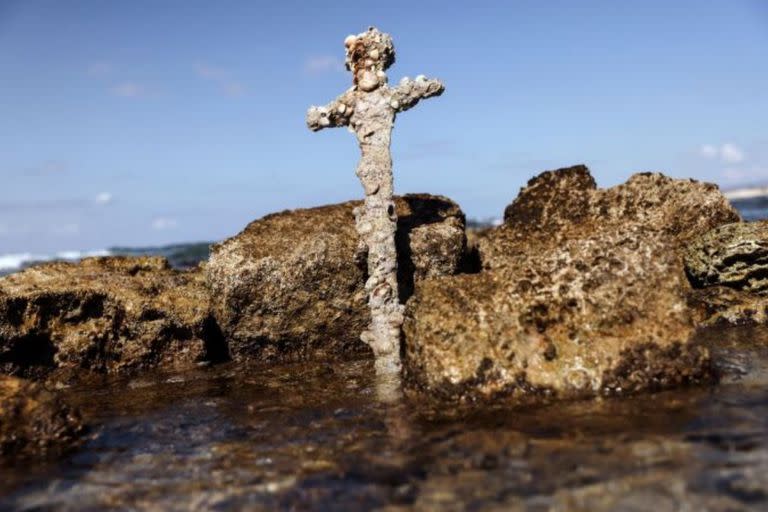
[[0, 257, 225, 380], [206, 194, 466, 363], [685, 221, 768, 295], [0, 375, 83, 458], [404, 166, 739, 401]]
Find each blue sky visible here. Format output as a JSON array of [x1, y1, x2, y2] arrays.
[[1, 0, 767, 253]]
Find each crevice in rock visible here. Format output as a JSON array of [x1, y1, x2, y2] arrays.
[[459, 243, 482, 274], [0, 333, 57, 378], [2, 298, 28, 327], [396, 195, 467, 302], [395, 224, 415, 303], [62, 295, 106, 323], [727, 267, 768, 294], [718, 252, 768, 273], [201, 316, 230, 363]]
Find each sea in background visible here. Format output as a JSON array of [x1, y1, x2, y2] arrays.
[[0, 199, 765, 277], [732, 197, 768, 222], [0, 243, 211, 276]]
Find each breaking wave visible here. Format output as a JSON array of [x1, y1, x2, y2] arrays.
[[0, 250, 112, 274]]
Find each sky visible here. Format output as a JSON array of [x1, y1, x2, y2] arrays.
[[0, 0, 767, 253]]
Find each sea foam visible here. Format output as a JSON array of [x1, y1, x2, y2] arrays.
[[0, 250, 111, 273]]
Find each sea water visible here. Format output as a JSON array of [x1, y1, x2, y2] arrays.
[[732, 198, 768, 222], [2, 327, 768, 510]]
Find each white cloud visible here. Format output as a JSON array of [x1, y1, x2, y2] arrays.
[[194, 63, 246, 97], [110, 82, 145, 98], [700, 143, 746, 164], [304, 55, 345, 74], [152, 217, 178, 230], [94, 192, 113, 205], [721, 143, 745, 164]]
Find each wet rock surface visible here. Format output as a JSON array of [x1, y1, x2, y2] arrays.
[[205, 194, 466, 363], [0, 375, 84, 459], [685, 221, 768, 295], [404, 167, 739, 400], [1, 325, 767, 511], [0, 257, 225, 380]]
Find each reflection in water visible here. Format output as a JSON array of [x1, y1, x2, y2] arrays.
[[1, 327, 768, 510]]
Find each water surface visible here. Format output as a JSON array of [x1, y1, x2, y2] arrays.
[[1, 327, 767, 511]]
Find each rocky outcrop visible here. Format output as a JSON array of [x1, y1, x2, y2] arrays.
[[405, 228, 712, 400], [404, 166, 740, 401], [0, 257, 225, 380], [685, 221, 768, 295], [482, 166, 740, 270], [0, 375, 83, 458], [206, 194, 466, 363]]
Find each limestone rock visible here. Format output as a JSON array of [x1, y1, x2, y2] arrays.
[[0, 257, 224, 380], [0, 375, 83, 458], [502, 164, 597, 232], [404, 166, 738, 401], [205, 194, 466, 363], [483, 167, 740, 270], [405, 227, 711, 400], [685, 221, 768, 295], [687, 286, 768, 327]]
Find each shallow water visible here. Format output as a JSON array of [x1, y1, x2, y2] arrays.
[[1, 327, 768, 511]]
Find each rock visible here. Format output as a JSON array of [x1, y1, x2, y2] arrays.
[[0, 375, 84, 458], [685, 221, 768, 295], [206, 194, 466, 363], [687, 286, 768, 327], [404, 166, 738, 401], [405, 227, 711, 400], [502, 164, 597, 231], [0, 257, 225, 380], [482, 167, 740, 270]]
